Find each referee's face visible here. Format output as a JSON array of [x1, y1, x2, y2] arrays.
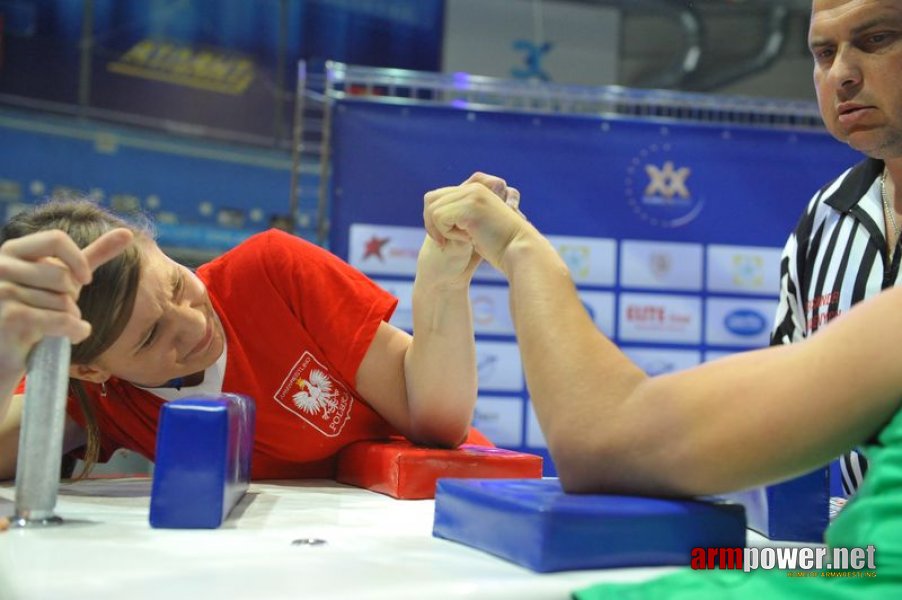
[[810, 0, 902, 158]]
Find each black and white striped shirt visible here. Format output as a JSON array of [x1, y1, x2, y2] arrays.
[[771, 157, 898, 496]]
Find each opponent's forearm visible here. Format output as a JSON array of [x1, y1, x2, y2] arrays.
[[504, 229, 902, 497], [499, 233, 821, 496], [501, 230, 649, 490], [404, 279, 478, 446]]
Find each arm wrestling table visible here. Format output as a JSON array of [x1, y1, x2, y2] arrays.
[[0, 477, 676, 600], [0, 478, 817, 599]]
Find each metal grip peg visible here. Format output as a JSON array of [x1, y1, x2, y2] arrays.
[[13, 336, 72, 527]]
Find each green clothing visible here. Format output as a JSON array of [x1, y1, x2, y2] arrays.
[[574, 408, 902, 599]]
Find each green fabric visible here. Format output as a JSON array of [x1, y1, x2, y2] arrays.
[[826, 406, 902, 565], [573, 408, 902, 599], [572, 568, 900, 600]]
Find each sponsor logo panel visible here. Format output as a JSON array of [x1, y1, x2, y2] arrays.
[[525, 400, 547, 449], [620, 239, 703, 291], [375, 280, 516, 336], [618, 293, 702, 345], [373, 279, 414, 331], [473, 396, 524, 447], [476, 341, 523, 392], [470, 285, 515, 335], [705, 297, 777, 347], [579, 291, 616, 336], [349, 223, 423, 276], [706, 244, 782, 295], [546, 234, 617, 286]]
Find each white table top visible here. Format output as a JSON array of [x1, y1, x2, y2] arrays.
[[0, 478, 681, 600]]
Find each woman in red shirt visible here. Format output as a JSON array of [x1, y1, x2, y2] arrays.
[[0, 173, 514, 479]]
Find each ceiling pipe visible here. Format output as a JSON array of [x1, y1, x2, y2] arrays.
[[680, 4, 791, 92], [562, 0, 800, 91], [563, 0, 704, 90]]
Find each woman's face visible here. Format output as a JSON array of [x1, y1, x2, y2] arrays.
[[86, 239, 225, 388]]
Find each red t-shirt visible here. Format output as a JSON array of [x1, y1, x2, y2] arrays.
[[47, 229, 488, 478]]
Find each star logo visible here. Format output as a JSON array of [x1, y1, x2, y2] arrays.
[[362, 236, 390, 261], [644, 161, 691, 200]]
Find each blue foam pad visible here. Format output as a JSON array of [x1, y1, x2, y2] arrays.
[[720, 467, 829, 542], [433, 478, 746, 572], [150, 393, 255, 529]]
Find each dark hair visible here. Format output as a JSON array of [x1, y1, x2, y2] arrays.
[[1, 199, 151, 478]]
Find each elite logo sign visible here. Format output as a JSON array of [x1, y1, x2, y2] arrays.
[[274, 351, 353, 437], [618, 293, 702, 344]]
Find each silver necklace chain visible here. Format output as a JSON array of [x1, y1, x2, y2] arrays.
[[882, 169, 899, 245]]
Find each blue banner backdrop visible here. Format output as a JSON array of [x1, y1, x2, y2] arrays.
[[330, 101, 859, 249], [327, 99, 861, 505], [0, 0, 444, 141]]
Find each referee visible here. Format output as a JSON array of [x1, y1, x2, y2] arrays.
[[771, 0, 902, 497], [772, 159, 899, 495]]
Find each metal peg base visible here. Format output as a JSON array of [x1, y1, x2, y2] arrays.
[[11, 514, 64, 528]]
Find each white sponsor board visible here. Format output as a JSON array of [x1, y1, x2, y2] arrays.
[[373, 279, 414, 331], [349, 223, 422, 277], [476, 234, 617, 286], [705, 297, 778, 347], [547, 234, 617, 286], [476, 341, 523, 392], [375, 280, 517, 336], [706, 244, 782, 295], [618, 293, 702, 344], [525, 401, 547, 449], [620, 239, 703, 291], [473, 396, 524, 447], [470, 284, 515, 335], [579, 291, 616, 336]]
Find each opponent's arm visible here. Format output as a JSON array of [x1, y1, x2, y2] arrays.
[[424, 180, 902, 496]]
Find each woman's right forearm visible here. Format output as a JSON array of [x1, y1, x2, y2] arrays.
[[0, 392, 23, 480], [0, 371, 25, 426]]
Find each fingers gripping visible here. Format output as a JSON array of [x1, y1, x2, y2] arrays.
[[425, 184, 499, 246], [0, 228, 133, 351]]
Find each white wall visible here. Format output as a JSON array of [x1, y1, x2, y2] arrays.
[[443, 0, 620, 86], [444, 0, 818, 102]]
